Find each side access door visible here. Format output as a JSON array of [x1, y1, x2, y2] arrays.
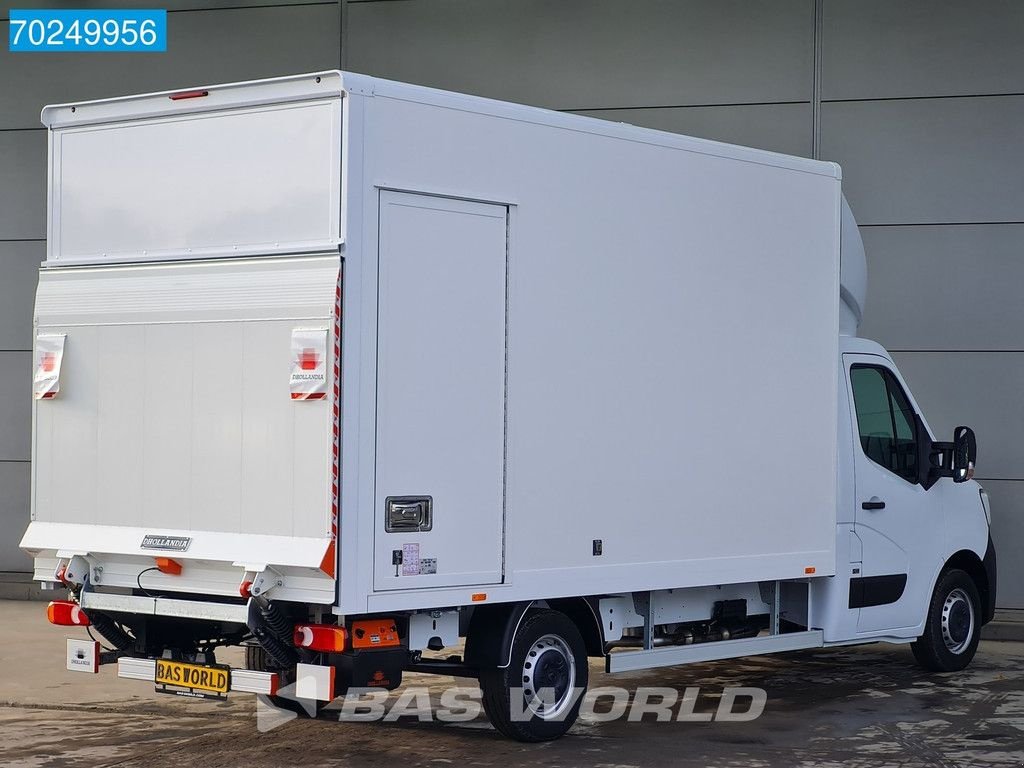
[[373, 192, 508, 590], [845, 355, 941, 634]]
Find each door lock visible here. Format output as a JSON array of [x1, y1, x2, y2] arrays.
[[385, 496, 433, 532]]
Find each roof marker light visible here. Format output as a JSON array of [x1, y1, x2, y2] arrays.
[[169, 89, 209, 101]]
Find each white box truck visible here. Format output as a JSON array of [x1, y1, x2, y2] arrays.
[[22, 71, 995, 741]]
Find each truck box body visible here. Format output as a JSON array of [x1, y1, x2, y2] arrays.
[[23, 72, 841, 614]]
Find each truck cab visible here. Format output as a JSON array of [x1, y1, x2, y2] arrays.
[[816, 200, 995, 664]]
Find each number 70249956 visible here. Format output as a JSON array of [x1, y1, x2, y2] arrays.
[[8, 9, 166, 52]]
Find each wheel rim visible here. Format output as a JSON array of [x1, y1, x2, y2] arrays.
[[941, 587, 975, 655], [520, 633, 576, 720]]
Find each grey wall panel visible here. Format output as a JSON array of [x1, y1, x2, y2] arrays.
[[822, 1, 1024, 101], [573, 103, 812, 157], [0, 352, 31, 462], [976, 480, 1024, 609], [0, 4, 341, 129], [858, 224, 1024, 352], [2, 1, 333, 18], [0, 462, 30, 572], [0, 131, 46, 240], [890, 352, 1023, 481], [0, 242, 43, 352], [821, 96, 1024, 225], [346, 0, 813, 110]]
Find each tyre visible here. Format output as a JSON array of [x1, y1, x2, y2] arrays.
[[245, 644, 328, 717], [911, 568, 981, 672], [479, 609, 589, 742]]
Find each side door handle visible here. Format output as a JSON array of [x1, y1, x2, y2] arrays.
[[862, 498, 886, 510]]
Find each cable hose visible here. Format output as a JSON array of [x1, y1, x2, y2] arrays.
[[88, 611, 134, 652], [259, 601, 292, 640]]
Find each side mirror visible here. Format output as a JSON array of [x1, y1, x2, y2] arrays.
[[952, 426, 977, 483]]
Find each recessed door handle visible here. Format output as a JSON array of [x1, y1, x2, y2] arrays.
[[862, 499, 886, 510]]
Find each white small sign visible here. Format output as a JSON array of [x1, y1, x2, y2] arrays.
[[290, 328, 329, 401], [34, 334, 66, 400], [66, 638, 99, 674], [402, 543, 421, 576]]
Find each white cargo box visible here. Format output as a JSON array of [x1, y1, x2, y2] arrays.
[[24, 72, 841, 614]]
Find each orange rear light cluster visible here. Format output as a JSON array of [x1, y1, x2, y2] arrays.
[[47, 600, 90, 626], [293, 619, 401, 653], [294, 623, 347, 653]]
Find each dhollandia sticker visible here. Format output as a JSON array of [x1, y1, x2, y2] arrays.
[[34, 334, 66, 400], [290, 328, 329, 401]]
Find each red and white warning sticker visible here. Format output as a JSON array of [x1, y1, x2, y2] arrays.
[[290, 328, 329, 401], [34, 334, 66, 400]]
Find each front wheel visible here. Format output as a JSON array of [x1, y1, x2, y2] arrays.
[[911, 568, 981, 672], [479, 609, 589, 742]]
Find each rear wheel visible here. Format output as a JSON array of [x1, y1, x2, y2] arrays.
[[911, 568, 981, 672], [479, 609, 588, 742]]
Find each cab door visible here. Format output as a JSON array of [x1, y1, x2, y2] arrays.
[[845, 354, 941, 635]]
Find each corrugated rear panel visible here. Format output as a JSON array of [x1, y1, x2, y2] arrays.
[[32, 255, 338, 541]]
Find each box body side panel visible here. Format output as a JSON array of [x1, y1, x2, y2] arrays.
[[344, 89, 841, 611]]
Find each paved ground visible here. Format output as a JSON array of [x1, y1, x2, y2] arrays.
[[1, 599, 1022, 767]]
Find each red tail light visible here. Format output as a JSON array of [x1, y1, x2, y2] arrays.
[[47, 600, 90, 626], [293, 623, 347, 652]]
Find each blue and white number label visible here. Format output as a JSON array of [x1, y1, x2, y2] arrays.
[[9, 9, 167, 52]]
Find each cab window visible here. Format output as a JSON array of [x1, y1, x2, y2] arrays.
[[850, 365, 918, 483]]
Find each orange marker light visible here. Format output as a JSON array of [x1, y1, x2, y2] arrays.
[[471, 593, 487, 602], [804, 566, 816, 575], [155, 557, 182, 575]]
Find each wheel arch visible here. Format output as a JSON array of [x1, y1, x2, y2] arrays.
[[545, 597, 605, 658], [464, 597, 605, 669], [942, 548, 994, 625]]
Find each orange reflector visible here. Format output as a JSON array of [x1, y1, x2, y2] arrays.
[[155, 557, 182, 575], [350, 620, 400, 649], [471, 593, 487, 602], [294, 623, 347, 652], [805, 566, 817, 575], [47, 600, 89, 626]]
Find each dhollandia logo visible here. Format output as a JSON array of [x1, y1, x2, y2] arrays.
[[140, 535, 191, 552], [290, 329, 329, 400]]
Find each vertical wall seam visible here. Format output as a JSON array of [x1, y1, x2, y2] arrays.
[[340, 0, 348, 70], [812, 0, 824, 159]]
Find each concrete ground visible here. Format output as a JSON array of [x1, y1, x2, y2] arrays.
[[1, 600, 1022, 767]]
